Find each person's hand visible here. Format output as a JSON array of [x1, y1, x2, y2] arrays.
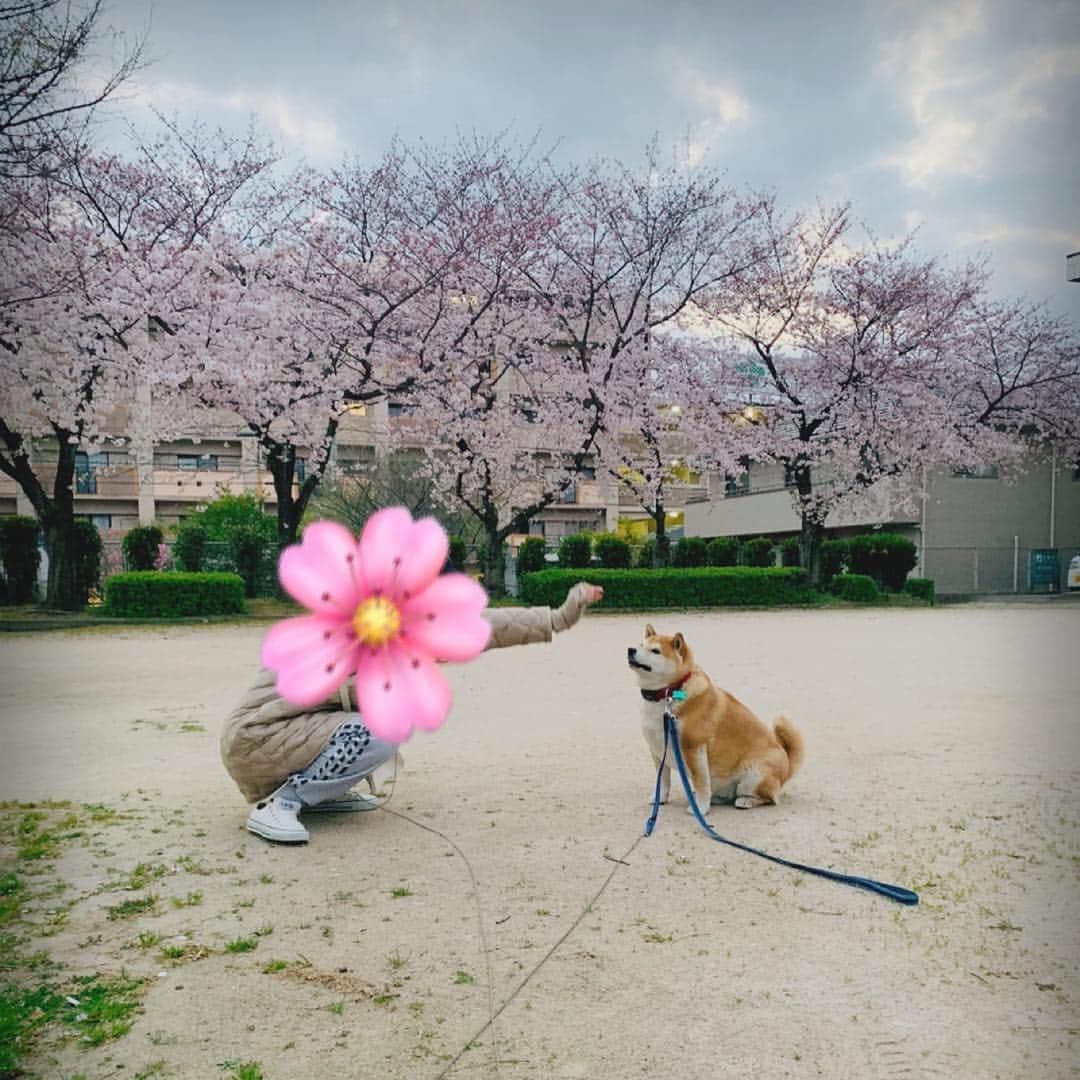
[[580, 583, 604, 605]]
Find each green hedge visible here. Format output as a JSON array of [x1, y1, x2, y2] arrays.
[[122, 525, 163, 571], [671, 537, 708, 568], [902, 577, 935, 604], [705, 537, 738, 566], [0, 516, 41, 603], [594, 533, 631, 569], [847, 532, 917, 591], [516, 536, 547, 574], [831, 573, 879, 603], [173, 524, 207, 572], [518, 567, 816, 609], [779, 536, 800, 567], [557, 533, 592, 568], [820, 539, 849, 587], [104, 572, 245, 617], [740, 536, 774, 567]]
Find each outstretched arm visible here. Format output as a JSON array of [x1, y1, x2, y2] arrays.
[[483, 582, 604, 650]]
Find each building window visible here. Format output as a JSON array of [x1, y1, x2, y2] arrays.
[[74, 451, 108, 494], [952, 464, 999, 479], [295, 457, 307, 482], [80, 513, 112, 530], [177, 454, 218, 471], [559, 484, 577, 505], [579, 465, 596, 481], [724, 472, 750, 497], [388, 402, 416, 417]]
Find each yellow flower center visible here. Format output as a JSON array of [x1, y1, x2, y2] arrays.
[[352, 594, 401, 647]]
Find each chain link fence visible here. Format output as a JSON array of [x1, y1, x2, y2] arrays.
[[922, 544, 1080, 595]]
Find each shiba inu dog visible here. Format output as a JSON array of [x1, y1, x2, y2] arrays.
[[627, 624, 804, 813]]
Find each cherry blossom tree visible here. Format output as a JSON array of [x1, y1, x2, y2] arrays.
[[0, 0, 146, 179], [598, 328, 731, 565], [515, 150, 767, 567], [0, 120, 274, 607], [690, 203, 984, 584], [945, 297, 1080, 463], [388, 142, 595, 593]]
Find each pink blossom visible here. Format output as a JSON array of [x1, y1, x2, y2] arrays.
[[261, 510, 491, 743]]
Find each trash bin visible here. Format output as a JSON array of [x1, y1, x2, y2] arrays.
[[1068, 554, 1080, 592]]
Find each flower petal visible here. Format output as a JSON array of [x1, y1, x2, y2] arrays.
[[396, 517, 450, 598], [400, 573, 491, 660], [356, 506, 414, 595], [354, 641, 452, 743], [262, 614, 358, 708], [278, 521, 363, 615]]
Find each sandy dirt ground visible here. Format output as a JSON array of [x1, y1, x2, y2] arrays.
[[1, 602, 1078, 1079]]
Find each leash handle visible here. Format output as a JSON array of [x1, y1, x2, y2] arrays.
[[647, 707, 918, 907]]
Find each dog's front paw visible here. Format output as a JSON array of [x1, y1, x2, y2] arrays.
[[734, 795, 763, 809]]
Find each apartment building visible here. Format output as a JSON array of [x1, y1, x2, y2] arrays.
[[1, 396, 706, 558], [683, 452, 1080, 594]]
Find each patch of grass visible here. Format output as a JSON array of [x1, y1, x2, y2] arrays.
[[224, 936, 258, 953], [123, 863, 169, 890], [135, 932, 162, 950], [0, 981, 64, 1074], [253, 925, 274, 938], [0, 872, 27, 925], [452, 970, 474, 985], [230, 1063, 265, 1080], [133, 1060, 170, 1079], [171, 891, 203, 909], [64, 973, 145, 1046], [261, 959, 287, 973], [326, 1000, 345, 1015], [106, 894, 159, 921], [390, 886, 413, 898], [159, 945, 186, 960]]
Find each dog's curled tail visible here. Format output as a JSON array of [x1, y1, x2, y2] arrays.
[[773, 716, 805, 781]]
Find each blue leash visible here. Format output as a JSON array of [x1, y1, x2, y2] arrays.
[[644, 703, 918, 907]]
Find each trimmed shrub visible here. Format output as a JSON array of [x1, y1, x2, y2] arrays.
[[779, 537, 801, 568], [72, 520, 103, 606], [820, 539, 849, 587], [740, 536, 774, 567], [902, 577, 935, 604], [557, 533, 592, 569], [671, 537, 708, 568], [593, 533, 631, 569], [847, 533, 917, 592], [231, 526, 266, 598], [122, 525, 163, 571], [516, 536, 548, 575], [636, 538, 656, 569], [519, 567, 816, 609], [705, 537, 738, 567], [447, 536, 467, 572], [173, 525, 207, 572], [0, 516, 41, 603], [831, 573, 879, 603], [104, 571, 245, 617]]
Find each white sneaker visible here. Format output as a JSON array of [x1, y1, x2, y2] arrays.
[[246, 793, 309, 843]]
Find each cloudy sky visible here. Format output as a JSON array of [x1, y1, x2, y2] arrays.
[[101, 0, 1079, 319]]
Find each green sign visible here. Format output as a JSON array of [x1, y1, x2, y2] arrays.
[[1030, 549, 1059, 591]]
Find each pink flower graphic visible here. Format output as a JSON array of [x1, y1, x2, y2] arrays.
[[261, 509, 490, 742]]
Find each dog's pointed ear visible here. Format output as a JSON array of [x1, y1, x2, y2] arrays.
[[644, 622, 656, 639], [672, 632, 686, 656]]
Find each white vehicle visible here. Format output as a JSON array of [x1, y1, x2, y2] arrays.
[[1068, 554, 1080, 592]]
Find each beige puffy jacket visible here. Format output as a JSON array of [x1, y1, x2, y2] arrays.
[[221, 583, 595, 802]]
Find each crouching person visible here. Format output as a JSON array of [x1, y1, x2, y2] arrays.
[[222, 582, 603, 843]]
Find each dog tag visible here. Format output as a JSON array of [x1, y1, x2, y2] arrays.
[[671, 690, 687, 701]]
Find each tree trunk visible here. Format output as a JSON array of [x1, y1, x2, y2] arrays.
[[798, 513, 825, 589], [652, 504, 669, 568], [482, 526, 506, 596], [43, 434, 80, 610], [793, 462, 825, 587]]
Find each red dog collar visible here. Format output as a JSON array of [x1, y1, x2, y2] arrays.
[[640, 672, 691, 702]]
